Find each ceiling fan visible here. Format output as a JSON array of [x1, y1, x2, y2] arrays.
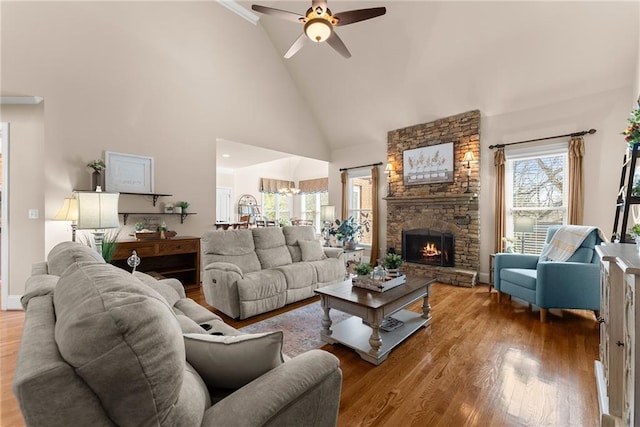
[[251, 0, 386, 59]]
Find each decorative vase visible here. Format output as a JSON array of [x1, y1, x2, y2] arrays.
[[174, 206, 182, 214], [91, 170, 102, 191], [343, 238, 357, 251]]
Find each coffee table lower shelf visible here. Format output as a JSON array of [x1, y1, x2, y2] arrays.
[[321, 309, 429, 365]]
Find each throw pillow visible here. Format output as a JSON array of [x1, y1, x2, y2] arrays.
[[183, 331, 284, 390], [298, 240, 326, 262]]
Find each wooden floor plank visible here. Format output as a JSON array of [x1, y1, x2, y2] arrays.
[[0, 283, 599, 426]]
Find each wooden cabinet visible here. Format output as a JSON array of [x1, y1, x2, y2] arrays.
[[111, 236, 200, 287], [595, 243, 640, 426]]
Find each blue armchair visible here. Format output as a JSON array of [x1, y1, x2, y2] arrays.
[[493, 226, 602, 322]]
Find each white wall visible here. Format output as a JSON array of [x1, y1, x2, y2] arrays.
[[1, 2, 330, 297], [0, 105, 45, 306]]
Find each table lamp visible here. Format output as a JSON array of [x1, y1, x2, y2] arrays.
[[75, 191, 120, 256], [54, 196, 79, 241], [320, 205, 336, 246], [514, 216, 535, 254]]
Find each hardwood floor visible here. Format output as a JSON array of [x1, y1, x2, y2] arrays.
[[1, 283, 599, 426]]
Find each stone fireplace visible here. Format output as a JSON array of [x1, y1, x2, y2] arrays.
[[402, 228, 455, 267], [385, 110, 480, 287]]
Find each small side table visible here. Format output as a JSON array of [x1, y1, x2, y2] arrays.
[[489, 253, 495, 293]]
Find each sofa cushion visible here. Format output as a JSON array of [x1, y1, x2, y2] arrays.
[[252, 228, 293, 269], [47, 241, 105, 276], [183, 331, 284, 389], [273, 262, 317, 290], [282, 226, 317, 262], [299, 240, 326, 262], [567, 247, 594, 263], [53, 262, 207, 426], [237, 270, 287, 301], [501, 268, 538, 291], [201, 230, 262, 273]]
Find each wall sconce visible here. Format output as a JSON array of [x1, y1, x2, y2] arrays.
[[54, 196, 79, 241], [385, 163, 394, 196], [462, 151, 475, 193]]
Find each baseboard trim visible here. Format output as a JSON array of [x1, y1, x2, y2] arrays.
[[478, 272, 490, 285], [5, 295, 23, 310]]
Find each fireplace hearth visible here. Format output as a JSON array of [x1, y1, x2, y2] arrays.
[[402, 228, 454, 267]]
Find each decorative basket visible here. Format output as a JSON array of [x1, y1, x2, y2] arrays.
[[135, 232, 160, 240], [352, 275, 406, 293]]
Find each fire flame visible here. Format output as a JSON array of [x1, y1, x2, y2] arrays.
[[421, 242, 441, 258]]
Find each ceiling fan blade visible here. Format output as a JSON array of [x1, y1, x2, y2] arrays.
[[333, 7, 386, 26], [284, 33, 308, 59], [326, 31, 351, 59], [251, 4, 304, 23]]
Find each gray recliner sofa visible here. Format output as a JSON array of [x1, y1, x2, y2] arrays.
[[201, 226, 346, 319], [13, 241, 342, 427]]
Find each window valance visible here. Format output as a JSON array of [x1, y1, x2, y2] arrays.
[[298, 177, 328, 194], [259, 178, 295, 194]]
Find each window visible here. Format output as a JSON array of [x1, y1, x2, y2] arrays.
[[261, 193, 291, 223], [505, 143, 568, 254], [346, 170, 373, 246], [301, 192, 329, 233]]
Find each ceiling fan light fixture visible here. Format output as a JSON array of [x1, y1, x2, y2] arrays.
[[304, 18, 332, 43]]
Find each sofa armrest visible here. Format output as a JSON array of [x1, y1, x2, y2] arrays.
[[494, 253, 539, 290], [204, 262, 244, 277], [202, 349, 341, 427], [323, 247, 344, 259], [157, 277, 187, 299], [536, 262, 600, 310], [21, 275, 59, 309]]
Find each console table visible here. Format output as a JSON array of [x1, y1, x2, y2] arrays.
[[595, 243, 640, 426], [111, 236, 201, 287]]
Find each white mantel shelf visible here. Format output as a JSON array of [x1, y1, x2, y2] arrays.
[[384, 194, 478, 205]]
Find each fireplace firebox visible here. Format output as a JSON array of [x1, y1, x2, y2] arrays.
[[402, 228, 454, 267]]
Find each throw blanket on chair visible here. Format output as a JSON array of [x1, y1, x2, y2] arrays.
[[539, 225, 605, 262]]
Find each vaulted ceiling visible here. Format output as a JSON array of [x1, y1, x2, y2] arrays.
[[236, 1, 638, 150]]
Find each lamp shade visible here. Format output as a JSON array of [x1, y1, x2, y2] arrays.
[[54, 197, 78, 221], [514, 216, 535, 233], [385, 163, 393, 174], [304, 19, 332, 43], [462, 151, 475, 163], [75, 192, 120, 230], [320, 205, 336, 222]]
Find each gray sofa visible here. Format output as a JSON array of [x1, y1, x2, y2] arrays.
[[201, 226, 346, 319], [13, 241, 342, 427]]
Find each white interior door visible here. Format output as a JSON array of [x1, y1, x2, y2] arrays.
[[216, 187, 232, 222]]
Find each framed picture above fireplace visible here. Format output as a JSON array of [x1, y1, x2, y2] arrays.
[[403, 142, 454, 185]]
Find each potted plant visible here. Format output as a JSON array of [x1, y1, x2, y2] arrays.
[[175, 201, 190, 214], [354, 262, 373, 277], [329, 214, 370, 250], [382, 253, 404, 277], [87, 159, 106, 190]]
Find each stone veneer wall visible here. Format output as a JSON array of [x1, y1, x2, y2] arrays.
[[386, 110, 480, 287]]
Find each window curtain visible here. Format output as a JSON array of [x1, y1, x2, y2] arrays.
[[494, 149, 506, 253], [298, 177, 328, 194], [370, 166, 379, 265], [259, 178, 294, 194], [341, 171, 348, 219], [567, 136, 585, 224]]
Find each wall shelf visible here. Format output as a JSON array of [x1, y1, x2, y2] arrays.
[[119, 192, 173, 206], [120, 212, 196, 225]]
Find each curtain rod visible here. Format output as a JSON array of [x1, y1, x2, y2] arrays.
[[488, 128, 596, 150], [339, 162, 383, 172]]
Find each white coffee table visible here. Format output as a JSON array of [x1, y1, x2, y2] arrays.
[[314, 276, 433, 365]]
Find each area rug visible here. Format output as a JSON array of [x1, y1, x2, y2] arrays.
[[239, 302, 350, 357]]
